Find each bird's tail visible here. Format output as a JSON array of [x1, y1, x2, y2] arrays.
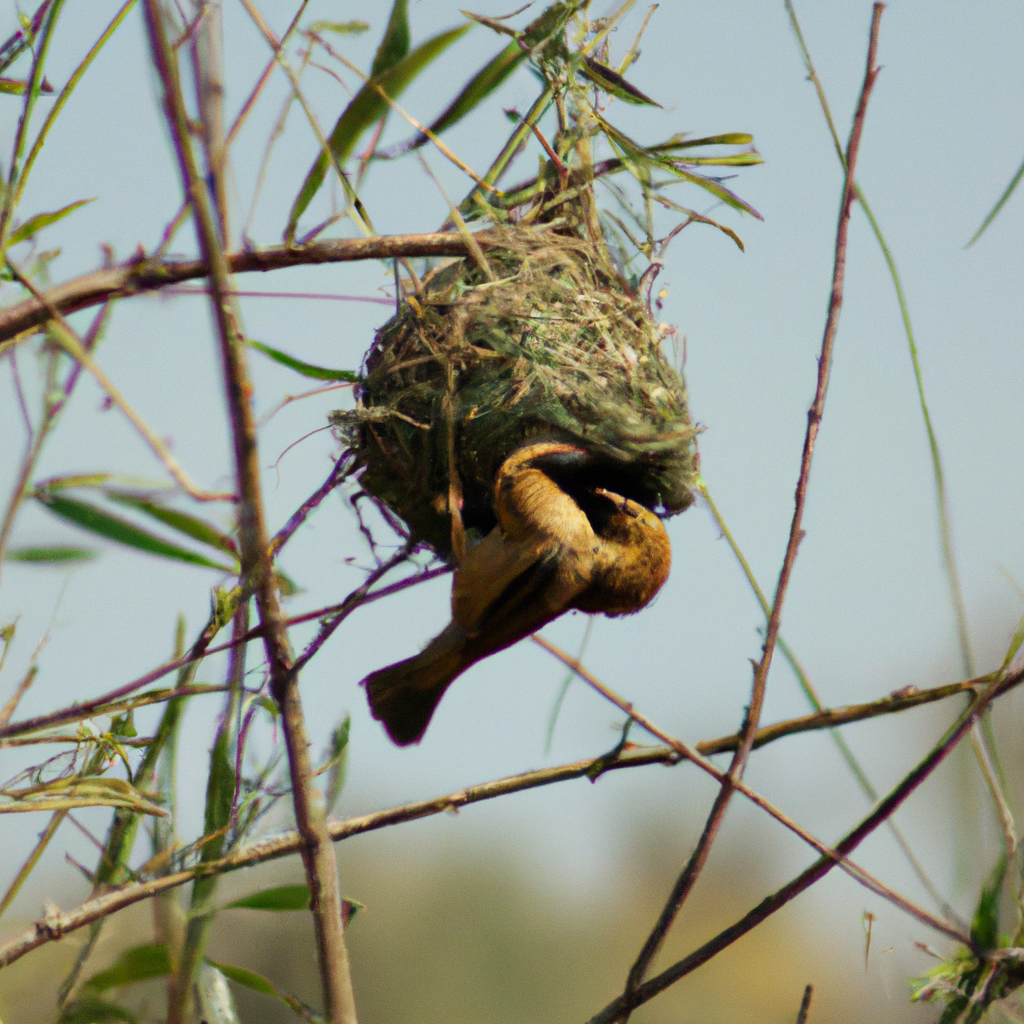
[[363, 624, 467, 746]]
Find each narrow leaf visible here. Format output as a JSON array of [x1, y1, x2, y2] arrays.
[[306, 21, 369, 36], [209, 961, 278, 998], [324, 715, 351, 815], [5, 545, 97, 563], [6, 197, 94, 246], [250, 340, 360, 382], [286, 23, 471, 235], [369, 0, 410, 78], [57, 997, 138, 1024], [967, 152, 1024, 247], [400, 41, 528, 150], [34, 493, 237, 572], [971, 855, 1007, 950], [83, 943, 171, 992], [225, 884, 311, 912], [580, 55, 660, 106], [104, 490, 237, 557]]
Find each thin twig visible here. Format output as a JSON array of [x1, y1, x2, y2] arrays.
[[532, 636, 969, 943], [0, 232, 499, 345], [142, 3, 356, 1020], [586, 668, 1010, 1024], [622, 7, 885, 1004], [10, 669, 1015, 976], [4, 260, 234, 502]]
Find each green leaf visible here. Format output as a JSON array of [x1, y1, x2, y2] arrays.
[[4, 545, 97, 563], [324, 715, 351, 815], [34, 493, 237, 572], [967, 151, 1024, 247], [208, 961, 278, 998], [57, 997, 138, 1024], [971, 855, 1007, 951], [1002, 612, 1024, 672], [652, 132, 755, 151], [250, 340, 360, 382], [286, 22, 471, 236], [83, 943, 171, 992], [203, 728, 236, 850], [369, 0, 410, 79], [6, 197, 94, 246], [580, 56, 660, 107], [402, 40, 528, 150], [104, 490, 237, 557], [225, 884, 311, 912], [306, 21, 369, 36]]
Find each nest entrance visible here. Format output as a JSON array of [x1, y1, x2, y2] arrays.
[[335, 229, 698, 559]]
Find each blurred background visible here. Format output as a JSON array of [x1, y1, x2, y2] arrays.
[[1, 1, 1023, 1021]]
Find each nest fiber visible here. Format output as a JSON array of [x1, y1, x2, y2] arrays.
[[338, 229, 698, 558]]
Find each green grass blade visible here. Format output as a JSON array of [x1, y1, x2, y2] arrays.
[[250, 340, 360, 382], [103, 490, 237, 557], [399, 40, 528, 151], [12, 0, 135, 220], [225, 884, 311, 912], [967, 152, 1024, 247], [580, 54, 660, 106], [369, 0, 410, 78], [4, 545, 96, 563], [82, 943, 171, 992], [6, 196, 94, 246], [34, 493, 236, 572], [286, 23, 471, 236]]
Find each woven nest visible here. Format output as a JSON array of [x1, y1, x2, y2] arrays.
[[334, 228, 698, 559]]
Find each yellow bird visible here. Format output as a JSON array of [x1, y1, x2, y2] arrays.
[[362, 441, 672, 745]]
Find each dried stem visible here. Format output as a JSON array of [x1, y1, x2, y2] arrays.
[[0, 233, 498, 345], [586, 669, 1007, 1024], [142, 2, 355, 1020], [533, 636, 970, 943], [622, 5, 885, 1006]]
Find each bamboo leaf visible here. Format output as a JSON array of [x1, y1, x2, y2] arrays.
[[286, 23, 471, 235], [104, 490, 237, 557], [580, 55, 660, 106], [971, 855, 1007, 950], [250, 340, 360, 382], [225, 884, 311, 912], [369, 0, 410, 79], [967, 151, 1024, 247], [83, 943, 171, 992], [324, 715, 350, 815], [306, 21, 369, 36], [34, 493, 237, 572], [57, 997, 138, 1024], [5, 545, 97, 563], [6, 197, 94, 246], [398, 40, 528, 151]]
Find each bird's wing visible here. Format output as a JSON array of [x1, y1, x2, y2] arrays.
[[452, 526, 547, 632]]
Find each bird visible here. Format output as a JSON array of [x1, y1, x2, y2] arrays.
[[362, 441, 672, 746]]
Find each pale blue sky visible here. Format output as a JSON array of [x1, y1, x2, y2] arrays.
[[1, 3, 1023, 1017]]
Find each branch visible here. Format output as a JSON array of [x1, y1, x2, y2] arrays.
[[6, 663, 1019, 972], [143, 3, 354, 1020], [0, 233, 494, 345], [623, 5, 886, 1002]]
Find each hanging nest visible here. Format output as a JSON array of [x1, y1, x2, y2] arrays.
[[333, 227, 698, 559]]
